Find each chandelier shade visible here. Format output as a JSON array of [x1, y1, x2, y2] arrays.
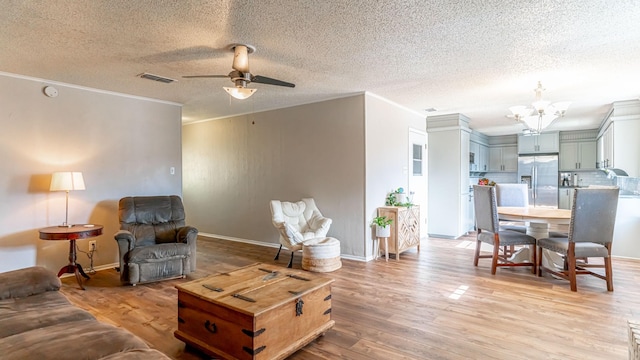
[[509, 81, 570, 134]]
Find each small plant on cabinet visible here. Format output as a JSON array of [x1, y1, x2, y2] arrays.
[[385, 187, 414, 207]]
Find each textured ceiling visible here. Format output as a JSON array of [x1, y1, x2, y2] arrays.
[[2, 1, 639, 135]]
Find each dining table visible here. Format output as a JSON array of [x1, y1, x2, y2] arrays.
[[497, 206, 572, 269]]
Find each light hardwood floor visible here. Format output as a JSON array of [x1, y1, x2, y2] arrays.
[[61, 234, 640, 359]]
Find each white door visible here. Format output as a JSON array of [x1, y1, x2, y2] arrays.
[[408, 129, 427, 238]]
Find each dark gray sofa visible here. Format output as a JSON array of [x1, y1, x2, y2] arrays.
[[0, 266, 170, 359]]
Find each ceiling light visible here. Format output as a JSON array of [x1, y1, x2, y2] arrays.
[[223, 86, 257, 100], [509, 81, 570, 134]]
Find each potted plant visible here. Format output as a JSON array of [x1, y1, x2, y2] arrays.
[[392, 187, 407, 204], [386, 187, 414, 207], [371, 216, 393, 238]]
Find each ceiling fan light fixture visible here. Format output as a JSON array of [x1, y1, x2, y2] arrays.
[[224, 86, 256, 100]]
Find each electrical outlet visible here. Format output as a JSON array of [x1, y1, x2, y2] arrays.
[[89, 240, 97, 252]]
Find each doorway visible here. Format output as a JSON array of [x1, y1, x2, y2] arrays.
[[408, 129, 427, 237]]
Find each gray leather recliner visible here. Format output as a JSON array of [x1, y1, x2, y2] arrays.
[[114, 196, 198, 285]]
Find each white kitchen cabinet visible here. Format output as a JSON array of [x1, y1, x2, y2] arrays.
[[559, 141, 597, 170], [558, 188, 575, 210], [597, 124, 614, 168], [489, 145, 517, 172], [427, 114, 471, 238], [612, 197, 640, 258], [595, 100, 640, 177], [470, 141, 489, 172], [469, 141, 479, 171], [465, 192, 475, 233], [478, 143, 489, 172], [518, 132, 559, 154], [596, 134, 603, 168]]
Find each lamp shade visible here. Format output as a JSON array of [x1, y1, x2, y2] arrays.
[[223, 86, 257, 100], [50, 172, 85, 191]]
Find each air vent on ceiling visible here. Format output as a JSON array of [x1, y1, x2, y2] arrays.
[[138, 73, 177, 84]]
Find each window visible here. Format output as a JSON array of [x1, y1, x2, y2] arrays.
[[412, 144, 423, 176]]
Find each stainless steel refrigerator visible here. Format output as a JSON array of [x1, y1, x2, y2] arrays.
[[517, 154, 559, 208]]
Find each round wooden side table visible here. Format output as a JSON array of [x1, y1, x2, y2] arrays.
[[39, 224, 103, 290]]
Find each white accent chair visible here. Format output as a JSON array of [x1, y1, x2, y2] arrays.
[[270, 198, 333, 268]]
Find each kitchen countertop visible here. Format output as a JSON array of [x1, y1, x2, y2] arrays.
[[558, 186, 640, 198]]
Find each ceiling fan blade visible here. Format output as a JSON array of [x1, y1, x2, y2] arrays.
[[232, 45, 250, 73], [251, 75, 295, 88], [182, 75, 229, 78]]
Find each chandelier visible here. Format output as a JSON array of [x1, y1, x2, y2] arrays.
[[509, 81, 570, 134]]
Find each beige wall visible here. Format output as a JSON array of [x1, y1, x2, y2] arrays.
[[0, 73, 183, 273], [183, 93, 426, 259], [183, 96, 367, 256]]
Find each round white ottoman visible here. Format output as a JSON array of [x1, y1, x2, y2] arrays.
[[301, 237, 342, 272]]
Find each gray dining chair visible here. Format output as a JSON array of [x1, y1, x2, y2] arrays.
[[473, 185, 537, 275], [536, 187, 619, 291], [495, 183, 529, 234], [495, 183, 566, 238]]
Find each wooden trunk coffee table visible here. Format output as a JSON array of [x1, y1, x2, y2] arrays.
[[174, 263, 334, 360]]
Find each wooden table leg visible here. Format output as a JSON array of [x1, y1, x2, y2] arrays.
[[56, 239, 88, 290]]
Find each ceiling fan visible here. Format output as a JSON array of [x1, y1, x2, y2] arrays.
[[183, 44, 295, 99]]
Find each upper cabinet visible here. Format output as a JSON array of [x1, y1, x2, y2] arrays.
[[469, 140, 489, 172], [559, 141, 597, 170], [595, 100, 640, 177], [597, 124, 614, 168], [469, 141, 479, 171], [518, 132, 559, 154], [488, 145, 517, 172], [478, 143, 489, 172]]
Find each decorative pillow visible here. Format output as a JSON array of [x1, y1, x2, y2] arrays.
[[0, 266, 61, 300]]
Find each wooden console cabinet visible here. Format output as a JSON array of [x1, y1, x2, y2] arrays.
[[377, 205, 420, 260]]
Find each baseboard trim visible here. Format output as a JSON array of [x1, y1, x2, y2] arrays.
[[198, 233, 367, 262], [59, 262, 119, 278], [198, 232, 281, 248]]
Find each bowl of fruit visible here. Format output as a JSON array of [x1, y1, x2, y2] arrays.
[[478, 178, 496, 186]]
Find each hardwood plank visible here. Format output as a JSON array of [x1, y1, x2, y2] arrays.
[[60, 233, 639, 359]]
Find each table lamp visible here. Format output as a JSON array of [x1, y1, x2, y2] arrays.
[[50, 171, 85, 227]]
